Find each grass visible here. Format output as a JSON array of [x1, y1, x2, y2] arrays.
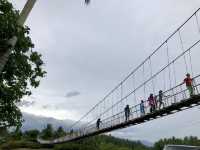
[[0, 140, 53, 150]]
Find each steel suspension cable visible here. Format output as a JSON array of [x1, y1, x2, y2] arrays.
[[117, 90, 119, 116], [166, 41, 172, 90], [188, 49, 194, 78], [133, 74, 136, 101], [121, 83, 123, 112], [103, 100, 105, 121], [111, 93, 113, 125], [166, 41, 176, 103], [195, 13, 200, 33], [172, 62, 177, 102], [172, 62, 177, 86], [149, 57, 155, 94], [178, 30, 188, 73], [143, 64, 146, 99], [188, 49, 199, 94], [163, 69, 166, 91]]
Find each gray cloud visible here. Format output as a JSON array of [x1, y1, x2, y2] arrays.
[[42, 104, 61, 110], [18, 100, 36, 107], [65, 91, 81, 98], [42, 105, 52, 109]]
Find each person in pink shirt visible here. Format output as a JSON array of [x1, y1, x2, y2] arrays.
[[148, 94, 156, 113]]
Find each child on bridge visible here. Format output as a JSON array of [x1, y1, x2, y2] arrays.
[[184, 73, 194, 97]]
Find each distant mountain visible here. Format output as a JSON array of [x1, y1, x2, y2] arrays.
[[141, 140, 154, 147], [21, 112, 154, 148], [22, 112, 74, 131]]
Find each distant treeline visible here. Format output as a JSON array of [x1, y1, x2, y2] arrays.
[[0, 124, 200, 150]]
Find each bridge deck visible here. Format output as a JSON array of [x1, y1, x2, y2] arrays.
[[66, 94, 200, 143], [38, 94, 200, 145]]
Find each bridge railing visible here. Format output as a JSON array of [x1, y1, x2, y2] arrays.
[[61, 75, 200, 142], [59, 74, 200, 141], [81, 74, 200, 137], [47, 82, 200, 145]]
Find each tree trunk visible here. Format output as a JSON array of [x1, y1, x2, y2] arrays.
[[0, 0, 37, 74], [0, 36, 17, 73]]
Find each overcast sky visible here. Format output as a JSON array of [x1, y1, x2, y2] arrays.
[[10, 0, 200, 142]]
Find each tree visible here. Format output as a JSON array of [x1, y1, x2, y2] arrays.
[[23, 129, 40, 141], [154, 136, 200, 150], [54, 126, 66, 138], [10, 129, 23, 141], [0, 0, 46, 128], [41, 124, 54, 140], [0, 126, 8, 136]]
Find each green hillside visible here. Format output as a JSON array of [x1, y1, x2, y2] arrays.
[[0, 130, 150, 150], [1, 128, 200, 150], [54, 135, 150, 150], [1, 125, 200, 150], [0, 133, 149, 150]]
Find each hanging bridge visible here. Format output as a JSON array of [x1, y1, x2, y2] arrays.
[[38, 8, 200, 144]]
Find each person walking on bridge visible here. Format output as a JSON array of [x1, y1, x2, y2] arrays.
[[184, 73, 194, 97], [158, 90, 167, 109], [148, 94, 156, 113], [96, 118, 102, 130], [70, 129, 74, 136], [140, 100, 145, 115], [124, 104, 130, 121], [154, 95, 158, 109]]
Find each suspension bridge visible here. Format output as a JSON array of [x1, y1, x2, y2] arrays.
[[38, 8, 200, 144]]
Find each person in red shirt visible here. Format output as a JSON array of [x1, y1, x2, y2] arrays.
[[183, 73, 194, 96]]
